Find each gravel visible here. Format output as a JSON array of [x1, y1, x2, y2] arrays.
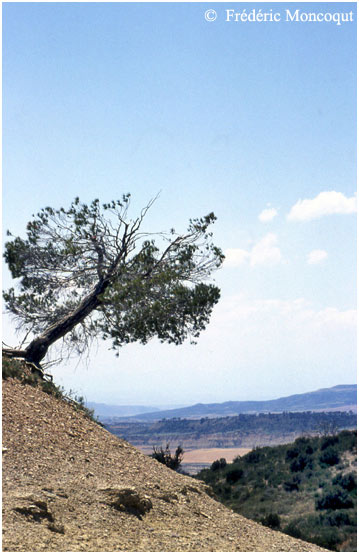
[[3, 377, 328, 552]]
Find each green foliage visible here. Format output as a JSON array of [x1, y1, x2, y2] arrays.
[[225, 467, 243, 484], [290, 454, 313, 472], [283, 475, 301, 492], [210, 458, 227, 471], [283, 520, 302, 539], [261, 513, 281, 529], [332, 472, 356, 492], [195, 431, 357, 552], [2, 358, 28, 381], [245, 448, 265, 464], [112, 411, 356, 445], [286, 446, 300, 460], [316, 488, 354, 511], [319, 447, 340, 467], [321, 435, 339, 450], [321, 510, 355, 527], [150, 443, 184, 471], [4, 196, 223, 365]]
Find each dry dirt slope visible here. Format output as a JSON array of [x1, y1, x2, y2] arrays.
[[2, 377, 328, 552]]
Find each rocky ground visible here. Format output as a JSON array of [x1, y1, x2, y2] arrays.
[[2, 376, 329, 552]]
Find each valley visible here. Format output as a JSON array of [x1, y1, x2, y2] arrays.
[[105, 410, 356, 449]]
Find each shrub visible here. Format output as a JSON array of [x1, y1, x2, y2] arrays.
[[312, 528, 341, 551], [319, 447, 340, 466], [332, 472, 356, 492], [245, 449, 263, 463], [284, 475, 301, 492], [294, 437, 314, 453], [316, 488, 354, 510], [151, 443, 183, 471], [210, 458, 227, 471], [290, 455, 312, 472], [320, 435, 339, 451], [323, 510, 352, 527], [226, 468, 243, 484], [2, 358, 26, 380], [283, 521, 302, 539], [261, 513, 281, 529], [286, 447, 299, 461], [216, 483, 231, 498]]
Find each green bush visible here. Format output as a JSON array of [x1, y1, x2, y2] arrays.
[[195, 430, 357, 552], [283, 521, 302, 539], [294, 437, 315, 455], [311, 528, 342, 551], [286, 447, 299, 461], [320, 435, 339, 451], [322, 510, 352, 527], [319, 447, 340, 466], [225, 468, 243, 484], [245, 448, 263, 464], [316, 488, 354, 510], [2, 358, 26, 380], [290, 454, 312, 472], [210, 458, 227, 471], [261, 513, 281, 529], [332, 472, 356, 492], [284, 475, 301, 492]]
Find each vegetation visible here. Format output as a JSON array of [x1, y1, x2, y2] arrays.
[[106, 411, 357, 449], [3, 196, 223, 369], [2, 357, 100, 424], [195, 431, 357, 551], [150, 443, 184, 471]]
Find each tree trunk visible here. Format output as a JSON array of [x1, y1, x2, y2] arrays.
[[4, 278, 110, 368]]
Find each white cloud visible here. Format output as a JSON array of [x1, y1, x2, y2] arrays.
[[213, 295, 357, 333], [259, 207, 278, 223], [250, 233, 282, 266], [224, 233, 282, 268], [224, 248, 250, 267], [287, 191, 356, 221], [307, 249, 328, 265]]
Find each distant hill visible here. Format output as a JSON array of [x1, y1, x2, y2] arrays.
[[106, 411, 357, 451], [85, 402, 160, 418], [115, 384, 356, 422]]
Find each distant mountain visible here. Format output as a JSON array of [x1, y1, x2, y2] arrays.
[[85, 402, 160, 418], [117, 385, 357, 422]]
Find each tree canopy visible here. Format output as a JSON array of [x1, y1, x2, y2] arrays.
[[3, 195, 224, 369]]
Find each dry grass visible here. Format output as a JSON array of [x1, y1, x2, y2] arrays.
[[137, 445, 252, 464], [183, 447, 252, 464]]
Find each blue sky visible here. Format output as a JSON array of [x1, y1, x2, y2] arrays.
[[3, 2, 357, 406]]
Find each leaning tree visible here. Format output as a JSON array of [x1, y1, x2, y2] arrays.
[[3, 195, 224, 372]]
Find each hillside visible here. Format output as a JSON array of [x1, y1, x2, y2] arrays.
[[113, 385, 357, 422], [195, 432, 357, 552], [106, 411, 357, 451], [2, 368, 328, 552]]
